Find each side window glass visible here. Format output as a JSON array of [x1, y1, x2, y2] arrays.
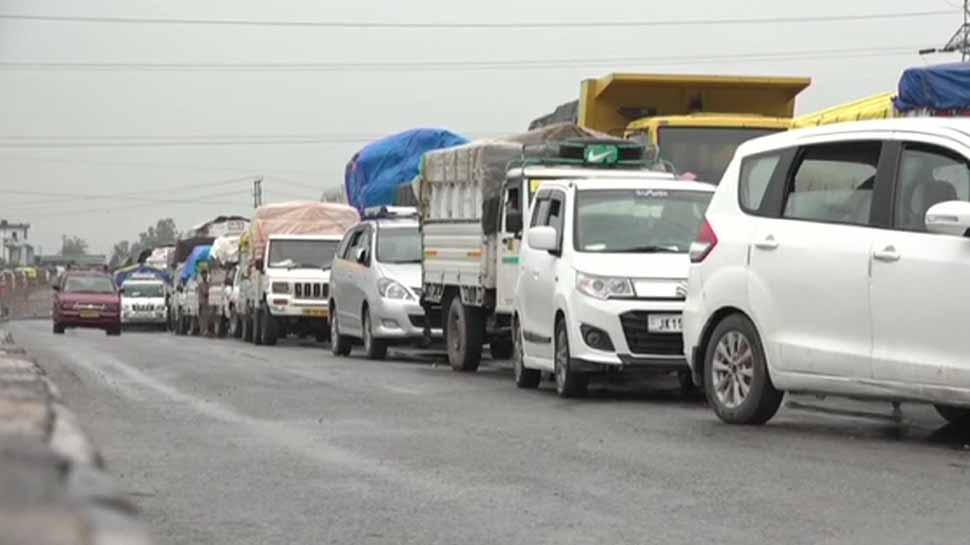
[[546, 196, 565, 247], [739, 153, 782, 213], [530, 198, 550, 228], [783, 141, 881, 226], [503, 186, 522, 232], [342, 230, 361, 260], [893, 144, 970, 231], [359, 228, 372, 267]]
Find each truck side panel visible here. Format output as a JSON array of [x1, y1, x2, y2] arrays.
[[422, 222, 491, 294]]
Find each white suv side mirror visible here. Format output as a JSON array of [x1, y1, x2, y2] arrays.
[[926, 200, 970, 237], [527, 226, 559, 253]]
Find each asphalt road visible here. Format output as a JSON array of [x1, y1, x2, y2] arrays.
[[9, 319, 970, 545]]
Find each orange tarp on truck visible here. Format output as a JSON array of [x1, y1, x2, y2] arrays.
[[246, 201, 359, 258]]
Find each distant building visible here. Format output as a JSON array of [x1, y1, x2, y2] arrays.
[[0, 220, 34, 267], [35, 254, 107, 269]]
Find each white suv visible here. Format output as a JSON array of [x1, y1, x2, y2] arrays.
[[683, 118, 970, 426], [515, 177, 714, 397]]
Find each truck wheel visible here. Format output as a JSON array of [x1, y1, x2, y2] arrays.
[[177, 312, 188, 336], [252, 310, 264, 345], [554, 317, 588, 398], [513, 318, 540, 389], [52, 321, 65, 335], [446, 294, 483, 372], [330, 308, 352, 356], [704, 314, 783, 426], [260, 308, 278, 346], [241, 313, 253, 342], [935, 404, 970, 426], [489, 338, 514, 360], [189, 316, 199, 336], [216, 316, 228, 338], [362, 308, 387, 360]]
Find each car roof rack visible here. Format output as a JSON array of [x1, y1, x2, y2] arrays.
[[362, 206, 419, 220]]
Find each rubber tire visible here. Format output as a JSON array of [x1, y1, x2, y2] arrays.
[[216, 316, 228, 338], [704, 313, 783, 426], [489, 337, 514, 360], [252, 310, 264, 345], [446, 294, 483, 372], [53, 322, 65, 335], [330, 307, 353, 356], [106, 326, 122, 336], [935, 404, 970, 425], [554, 318, 588, 398], [241, 313, 253, 342], [362, 308, 387, 360], [260, 308, 278, 346], [189, 316, 199, 336], [513, 318, 540, 389]]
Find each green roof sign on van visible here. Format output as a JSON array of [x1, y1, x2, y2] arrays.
[[584, 144, 619, 165]]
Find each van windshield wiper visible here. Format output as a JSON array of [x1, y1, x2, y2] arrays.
[[613, 245, 681, 253]]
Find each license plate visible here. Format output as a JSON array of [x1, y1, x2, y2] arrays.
[[648, 313, 682, 333], [303, 308, 328, 318], [79, 310, 101, 319]]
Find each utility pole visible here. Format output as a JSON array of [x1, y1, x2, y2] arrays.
[[253, 177, 263, 208], [920, 0, 970, 60]]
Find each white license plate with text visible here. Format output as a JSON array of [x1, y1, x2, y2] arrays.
[[647, 313, 682, 333]]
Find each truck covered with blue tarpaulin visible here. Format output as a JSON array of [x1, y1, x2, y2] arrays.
[[895, 62, 970, 113], [114, 264, 172, 287], [345, 129, 468, 214]]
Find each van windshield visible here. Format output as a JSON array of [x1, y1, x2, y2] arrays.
[[64, 275, 116, 294], [574, 189, 711, 254], [377, 227, 421, 264]]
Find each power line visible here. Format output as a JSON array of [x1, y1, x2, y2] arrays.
[[0, 10, 952, 29], [0, 45, 926, 74], [0, 154, 328, 177], [3, 176, 255, 208]]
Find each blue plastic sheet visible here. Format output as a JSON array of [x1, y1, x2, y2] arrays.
[[895, 63, 970, 112], [179, 245, 212, 283], [345, 129, 468, 214]]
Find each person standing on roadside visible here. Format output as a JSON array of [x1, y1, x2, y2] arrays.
[[197, 264, 212, 337]]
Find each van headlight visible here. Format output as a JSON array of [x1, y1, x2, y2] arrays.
[[378, 278, 413, 300], [576, 272, 634, 300]]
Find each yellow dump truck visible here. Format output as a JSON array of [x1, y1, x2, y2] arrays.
[[531, 73, 811, 183], [791, 92, 896, 128]]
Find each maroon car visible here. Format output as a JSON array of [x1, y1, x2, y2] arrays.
[[52, 271, 122, 336]]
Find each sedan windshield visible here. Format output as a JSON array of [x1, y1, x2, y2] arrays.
[[377, 227, 421, 264], [123, 283, 164, 298], [268, 239, 341, 269], [64, 275, 116, 294], [574, 189, 712, 254]]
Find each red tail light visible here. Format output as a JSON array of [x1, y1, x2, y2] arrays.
[[690, 219, 718, 263]]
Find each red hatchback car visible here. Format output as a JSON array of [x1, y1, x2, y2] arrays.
[[53, 271, 122, 336]]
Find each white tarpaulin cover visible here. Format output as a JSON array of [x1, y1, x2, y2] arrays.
[[210, 235, 241, 265]]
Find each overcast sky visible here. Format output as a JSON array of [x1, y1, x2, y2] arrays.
[[0, 0, 962, 255]]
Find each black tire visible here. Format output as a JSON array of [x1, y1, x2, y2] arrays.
[[241, 312, 253, 342], [106, 326, 122, 336], [362, 308, 387, 360], [216, 315, 228, 338], [678, 369, 696, 398], [52, 322, 65, 335], [330, 306, 352, 356], [445, 294, 483, 372], [489, 337, 514, 360], [513, 318, 540, 389], [260, 308, 278, 346], [704, 313, 783, 426], [252, 309, 264, 346], [935, 404, 970, 425], [189, 315, 200, 336], [554, 318, 588, 398], [174, 311, 185, 335]]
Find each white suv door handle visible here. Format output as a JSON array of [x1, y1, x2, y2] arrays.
[[753, 235, 779, 250], [872, 246, 901, 262]]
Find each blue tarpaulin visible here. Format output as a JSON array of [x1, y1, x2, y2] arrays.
[[179, 245, 212, 283], [895, 63, 970, 112], [345, 129, 468, 214]]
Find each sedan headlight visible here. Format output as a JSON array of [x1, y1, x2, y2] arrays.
[[378, 278, 413, 300], [576, 272, 634, 300], [271, 282, 290, 294]]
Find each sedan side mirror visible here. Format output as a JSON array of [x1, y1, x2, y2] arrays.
[[51, 284, 60, 292], [926, 200, 970, 237], [527, 226, 559, 253], [355, 247, 368, 265]]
